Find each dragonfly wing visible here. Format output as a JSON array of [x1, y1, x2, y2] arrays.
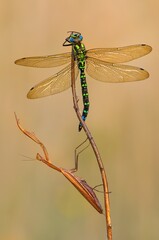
[[86, 57, 149, 83], [27, 62, 79, 99], [15, 52, 71, 68], [86, 44, 152, 63]]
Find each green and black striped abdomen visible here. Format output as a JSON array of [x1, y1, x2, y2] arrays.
[[73, 43, 90, 131], [78, 60, 90, 131]]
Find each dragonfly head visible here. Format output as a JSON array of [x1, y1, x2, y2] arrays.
[[63, 31, 83, 46]]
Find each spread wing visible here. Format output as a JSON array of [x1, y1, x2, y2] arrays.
[[15, 52, 71, 68], [86, 44, 152, 63], [86, 57, 149, 83], [27, 63, 79, 99]]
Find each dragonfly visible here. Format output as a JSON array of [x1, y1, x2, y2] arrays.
[[15, 31, 152, 131]]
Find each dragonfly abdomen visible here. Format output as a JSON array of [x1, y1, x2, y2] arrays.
[[78, 62, 90, 131]]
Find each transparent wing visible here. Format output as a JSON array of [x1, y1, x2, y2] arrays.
[[27, 62, 79, 99], [15, 52, 71, 68], [86, 57, 149, 83], [86, 44, 152, 63]]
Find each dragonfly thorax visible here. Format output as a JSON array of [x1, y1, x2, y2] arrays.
[[73, 43, 86, 61]]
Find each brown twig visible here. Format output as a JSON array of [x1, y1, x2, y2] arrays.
[[71, 55, 112, 239]]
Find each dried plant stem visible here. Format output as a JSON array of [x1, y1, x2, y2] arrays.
[[71, 55, 112, 240]]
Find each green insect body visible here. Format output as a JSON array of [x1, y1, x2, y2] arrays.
[[72, 43, 89, 131], [15, 31, 152, 131]]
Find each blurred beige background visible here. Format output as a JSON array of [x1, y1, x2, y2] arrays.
[[1, 1, 158, 239]]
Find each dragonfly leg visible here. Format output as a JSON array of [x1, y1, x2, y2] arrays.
[[71, 137, 90, 173]]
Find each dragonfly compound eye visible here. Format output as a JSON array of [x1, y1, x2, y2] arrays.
[[79, 35, 83, 41], [69, 37, 75, 43]]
